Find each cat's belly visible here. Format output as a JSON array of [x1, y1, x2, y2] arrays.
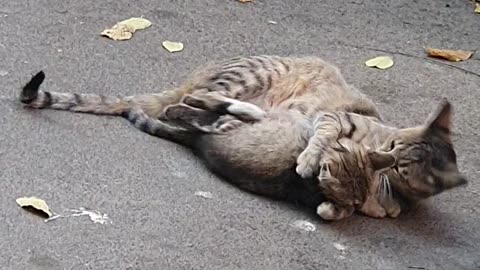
[[195, 116, 308, 180]]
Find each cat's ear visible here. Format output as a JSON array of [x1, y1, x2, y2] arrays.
[[368, 151, 395, 171], [424, 98, 452, 135]]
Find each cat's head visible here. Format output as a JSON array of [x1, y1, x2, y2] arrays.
[[376, 98, 467, 202], [319, 138, 396, 192]]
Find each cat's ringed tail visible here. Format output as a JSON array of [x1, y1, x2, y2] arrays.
[[20, 71, 45, 104]]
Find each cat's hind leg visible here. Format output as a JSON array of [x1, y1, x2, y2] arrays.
[[164, 103, 243, 134], [181, 92, 266, 122]]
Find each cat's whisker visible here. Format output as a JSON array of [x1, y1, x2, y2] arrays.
[[382, 175, 387, 199], [319, 163, 326, 182], [325, 163, 331, 176], [385, 174, 392, 199], [377, 175, 382, 194], [379, 174, 389, 200]]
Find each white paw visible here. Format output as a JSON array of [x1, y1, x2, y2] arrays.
[[296, 151, 320, 178], [317, 202, 336, 220], [227, 100, 266, 121]]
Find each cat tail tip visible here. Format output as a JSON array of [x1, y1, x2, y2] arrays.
[[20, 71, 45, 104]]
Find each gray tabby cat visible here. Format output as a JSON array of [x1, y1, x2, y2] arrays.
[[139, 100, 397, 220], [20, 55, 467, 218]]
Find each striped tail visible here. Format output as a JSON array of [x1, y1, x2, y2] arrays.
[[125, 107, 196, 147], [20, 71, 190, 118]]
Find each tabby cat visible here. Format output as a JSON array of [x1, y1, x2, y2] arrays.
[[20, 55, 467, 217], [162, 100, 401, 220]]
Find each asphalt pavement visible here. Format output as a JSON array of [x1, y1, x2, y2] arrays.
[[1, 0, 479, 269]]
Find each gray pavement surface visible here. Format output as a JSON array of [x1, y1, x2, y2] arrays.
[[1, 0, 479, 269]]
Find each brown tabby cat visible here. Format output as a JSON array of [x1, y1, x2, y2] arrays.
[[20, 55, 467, 217], [144, 102, 395, 220], [136, 92, 464, 219]]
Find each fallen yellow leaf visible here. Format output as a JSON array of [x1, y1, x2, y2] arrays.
[[162, 41, 184, 53], [238, 0, 253, 2], [365, 56, 394, 70], [16, 196, 52, 217], [101, 17, 152, 41], [426, 47, 473, 62], [475, 3, 480, 13]]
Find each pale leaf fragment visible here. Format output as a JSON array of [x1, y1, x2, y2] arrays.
[[365, 56, 394, 70], [45, 207, 112, 224], [333, 242, 347, 252], [426, 47, 474, 62], [162, 41, 184, 53], [475, 3, 480, 14], [16, 196, 52, 217], [291, 220, 316, 232], [238, 0, 253, 3], [195, 191, 213, 199], [101, 17, 152, 41], [68, 207, 111, 224]]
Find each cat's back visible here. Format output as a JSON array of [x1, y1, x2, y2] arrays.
[[185, 55, 381, 119], [266, 56, 381, 119]]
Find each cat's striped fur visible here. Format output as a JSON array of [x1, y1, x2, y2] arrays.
[[130, 94, 465, 218], [162, 101, 399, 220], [126, 104, 395, 220], [20, 55, 467, 217], [20, 56, 379, 119]]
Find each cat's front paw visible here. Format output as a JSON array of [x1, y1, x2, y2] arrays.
[[296, 150, 321, 178], [383, 200, 401, 218], [387, 205, 401, 218], [367, 206, 387, 219], [360, 199, 387, 219], [317, 202, 336, 220]]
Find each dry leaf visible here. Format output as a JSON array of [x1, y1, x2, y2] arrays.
[[101, 17, 152, 41], [475, 3, 480, 13], [16, 196, 52, 217], [426, 48, 473, 62], [162, 41, 184, 53], [365, 56, 394, 70], [238, 0, 253, 2]]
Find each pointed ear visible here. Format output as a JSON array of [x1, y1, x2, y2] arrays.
[[443, 174, 468, 190], [425, 98, 452, 134], [368, 151, 395, 171]]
